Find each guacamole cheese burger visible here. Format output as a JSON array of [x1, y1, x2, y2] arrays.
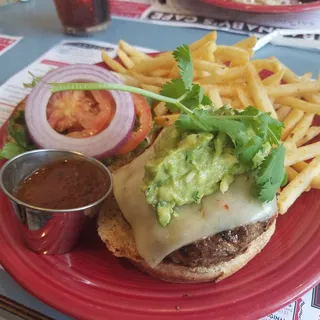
[[95, 42, 285, 282], [98, 125, 279, 283]]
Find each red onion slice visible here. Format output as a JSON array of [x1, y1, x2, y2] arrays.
[[25, 64, 135, 158]]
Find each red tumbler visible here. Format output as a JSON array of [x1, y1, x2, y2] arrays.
[[53, 0, 110, 36]]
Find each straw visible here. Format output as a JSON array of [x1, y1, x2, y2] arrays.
[[254, 29, 320, 51]]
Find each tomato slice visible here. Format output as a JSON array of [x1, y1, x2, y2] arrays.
[[47, 90, 115, 137], [115, 94, 152, 155]]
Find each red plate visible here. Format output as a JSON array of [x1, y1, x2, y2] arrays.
[[201, 0, 320, 13], [0, 59, 320, 320]]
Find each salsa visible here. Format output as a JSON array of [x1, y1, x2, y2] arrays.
[[14, 159, 109, 210]]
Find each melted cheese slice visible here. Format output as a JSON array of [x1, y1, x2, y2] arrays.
[[113, 141, 277, 268]]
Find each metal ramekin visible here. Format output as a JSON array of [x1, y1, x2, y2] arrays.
[[0, 149, 113, 255]]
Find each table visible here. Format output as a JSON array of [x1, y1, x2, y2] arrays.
[[0, 1, 319, 319]]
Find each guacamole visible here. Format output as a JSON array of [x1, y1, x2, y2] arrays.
[[143, 127, 250, 226]]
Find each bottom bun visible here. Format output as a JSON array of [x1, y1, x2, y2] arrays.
[[98, 194, 276, 283]]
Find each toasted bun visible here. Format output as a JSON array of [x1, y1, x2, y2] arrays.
[[98, 194, 276, 283]]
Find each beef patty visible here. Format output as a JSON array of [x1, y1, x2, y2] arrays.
[[164, 215, 276, 268]]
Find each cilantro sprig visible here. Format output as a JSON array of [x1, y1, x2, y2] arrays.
[[23, 72, 42, 88], [0, 111, 35, 160], [49, 44, 286, 202]]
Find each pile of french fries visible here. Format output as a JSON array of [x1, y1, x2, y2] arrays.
[[101, 31, 320, 215]]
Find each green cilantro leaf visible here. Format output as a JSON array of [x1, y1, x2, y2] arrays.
[[160, 80, 213, 112], [8, 111, 34, 150], [0, 142, 27, 160], [176, 109, 247, 143], [160, 78, 187, 111], [23, 72, 42, 89], [281, 172, 288, 187], [173, 44, 193, 90], [240, 106, 283, 145], [252, 144, 286, 202], [201, 94, 212, 106], [266, 116, 284, 145], [235, 136, 263, 164], [182, 84, 205, 110]]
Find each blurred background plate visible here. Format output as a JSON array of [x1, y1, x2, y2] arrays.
[[200, 0, 320, 13]]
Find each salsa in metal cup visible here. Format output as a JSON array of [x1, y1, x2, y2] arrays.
[[0, 149, 113, 255]]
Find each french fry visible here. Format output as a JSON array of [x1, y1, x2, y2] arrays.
[[293, 161, 320, 189], [278, 156, 320, 214], [281, 109, 304, 140], [222, 97, 232, 106], [204, 42, 217, 62], [155, 32, 217, 61], [234, 36, 257, 50], [285, 113, 314, 145], [269, 59, 320, 105], [215, 46, 250, 67], [301, 72, 313, 81], [286, 167, 299, 183], [252, 59, 281, 73], [233, 78, 247, 84], [285, 166, 312, 191], [111, 72, 139, 87], [131, 56, 144, 65], [296, 126, 320, 147], [270, 58, 298, 83], [216, 84, 248, 97], [248, 49, 254, 58], [149, 69, 171, 77], [198, 66, 246, 85], [154, 51, 172, 58], [303, 93, 320, 105], [192, 42, 217, 61], [193, 60, 226, 74], [117, 49, 135, 69], [141, 84, 161, 94], [189, 31, 217, 51], [202, 84, 243, 97], [230, 99, 243, 110], [262, 69, 284, 86], [133, 54, 174, 73], [285, 141, 320, 167], [168, 65, 179, 78], [153, 101, 168, 117], [130, 71, 169, 86], [276, 105, 292, 122], [267, 82, 320, 97], [154, 114, 180, 127], [236, 87, 254, 108], [119, 40, 152, 61], [102, 51, 127, 74], [208, 87, 223, 108], [246, 63, 278, 119], [194, 70, 211, 78], [292, 162, 320, 189], [275, 97, 320, 114]]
